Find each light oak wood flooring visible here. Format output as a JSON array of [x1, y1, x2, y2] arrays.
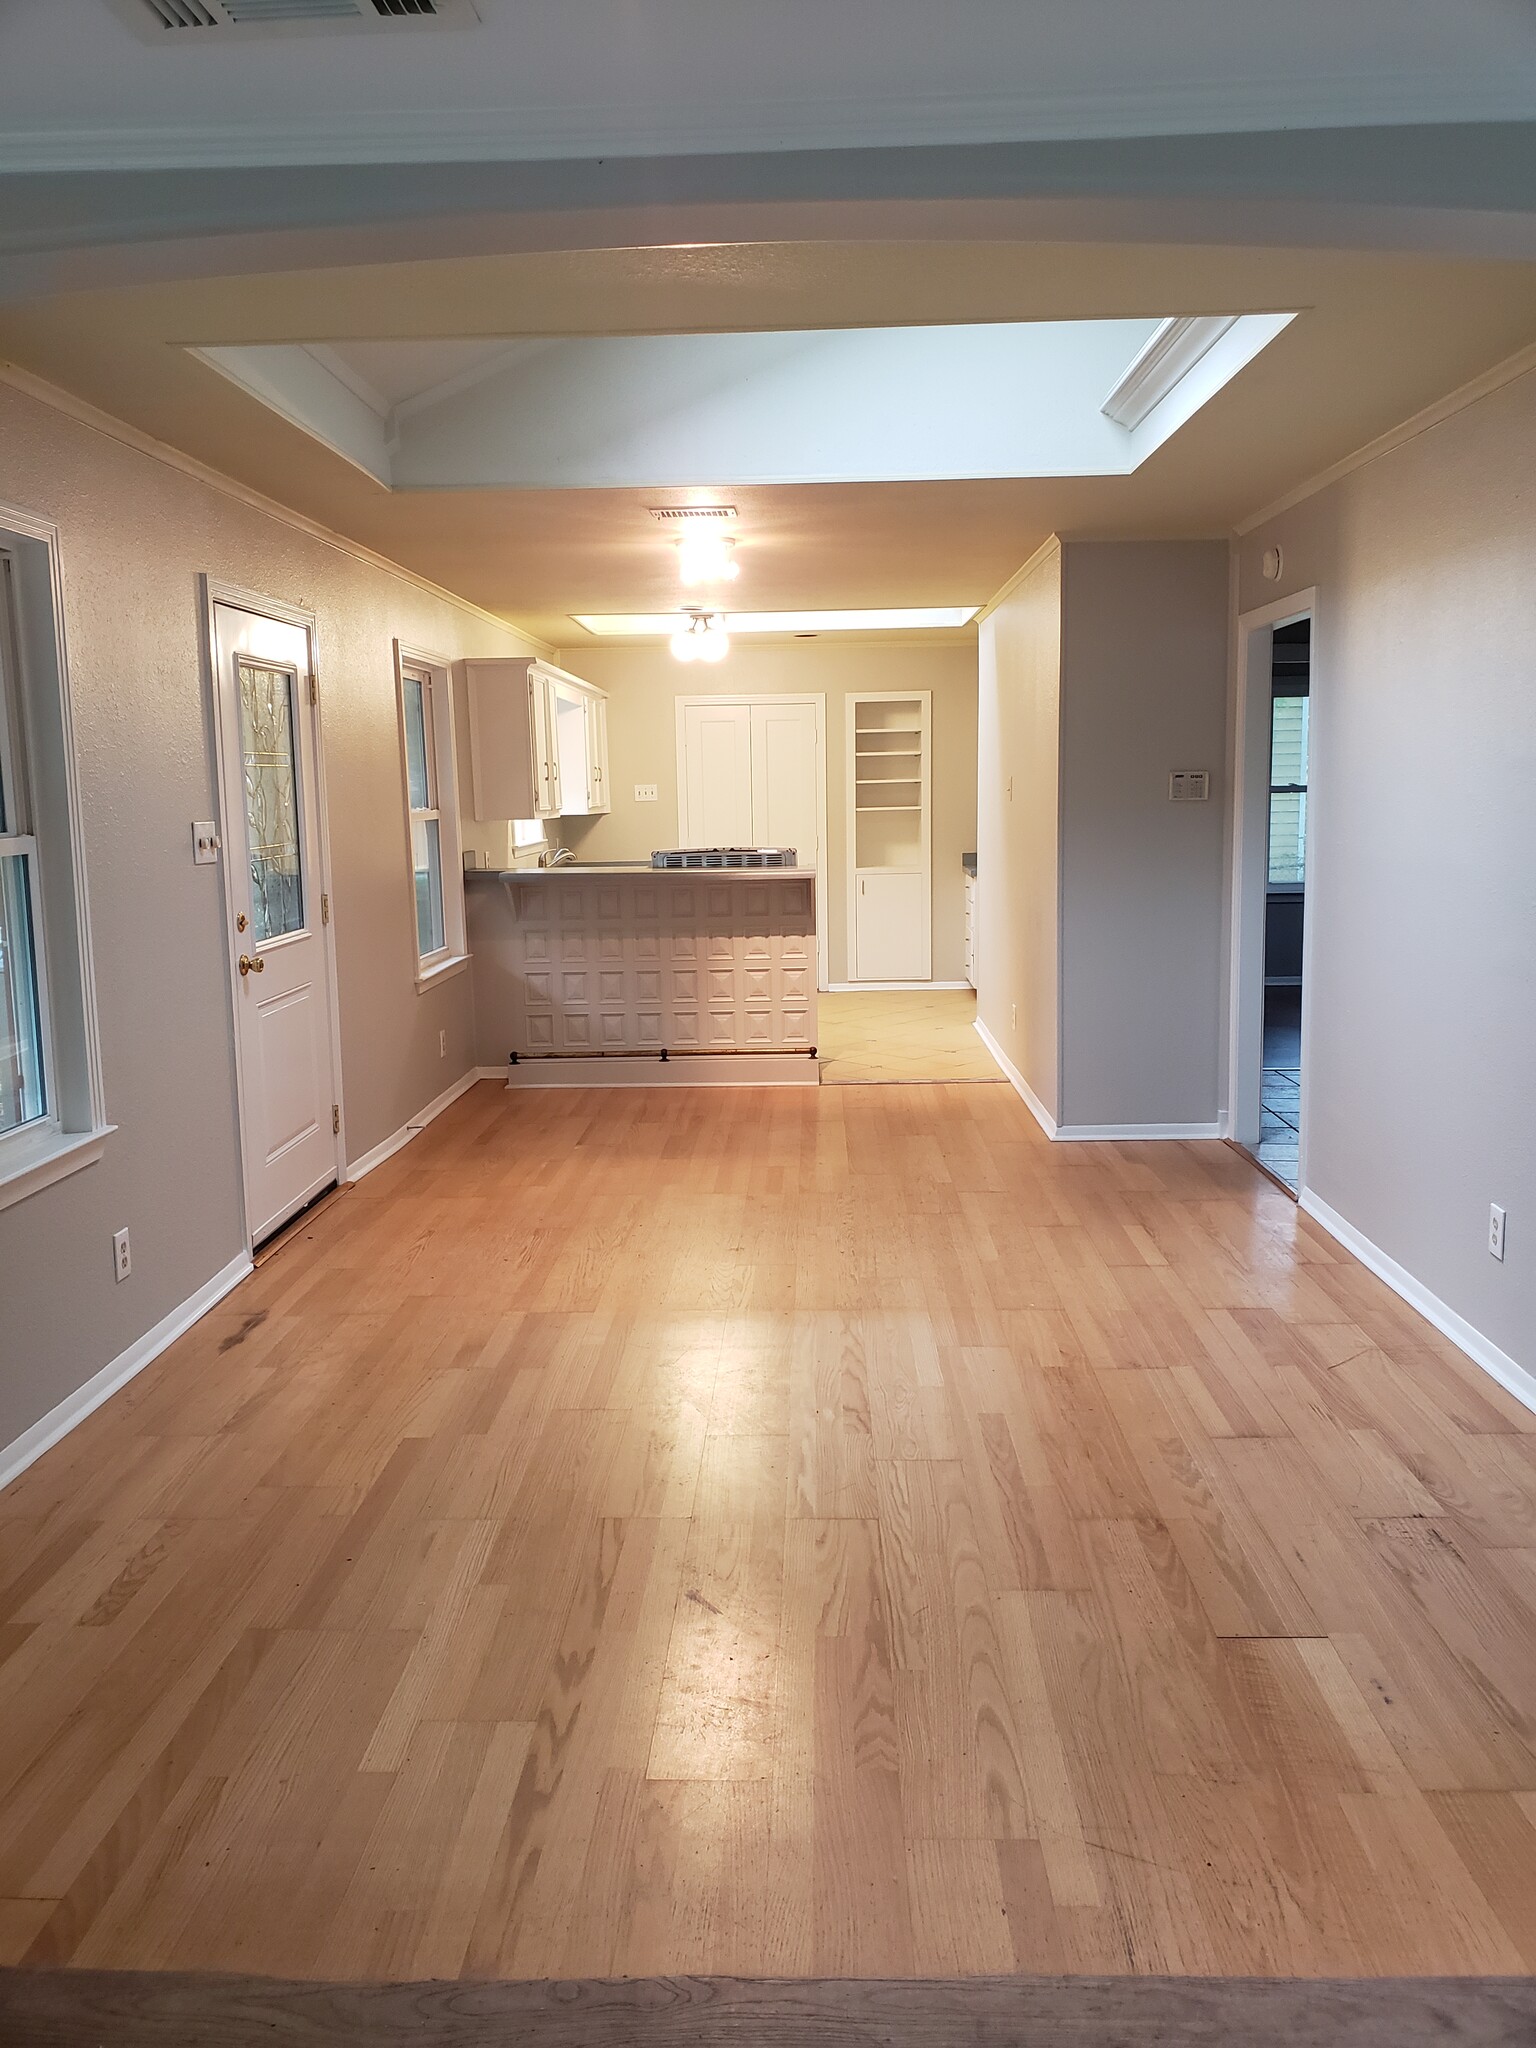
[[1, 1081, 1534, 1983], [817, 990, 1003, 1083]]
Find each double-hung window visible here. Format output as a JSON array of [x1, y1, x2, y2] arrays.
[[0, 521, 108, 1212], [0, 555, 47, 1138], [396, 648, 467, 986], [1267, 691, 1310, 886]]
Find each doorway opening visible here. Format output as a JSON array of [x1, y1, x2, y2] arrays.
[[1229, 591, 1316, 1196], [1257, 619, 1310, 1189]]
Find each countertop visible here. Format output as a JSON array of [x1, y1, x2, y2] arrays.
[[469, 863, 818, 881]]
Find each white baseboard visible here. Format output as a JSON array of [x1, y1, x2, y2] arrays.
[[974, 1018, 1058, 1137], [1299, 1188, 1534, 1418], [972, 1021, 1222, 1144], [0, 1250, 254, 1496], [1055, 1121, 1226, 1142], [826, 980, 971, 993], [504, 1054, 820, 1089], [346, 1065, 491, 1181]]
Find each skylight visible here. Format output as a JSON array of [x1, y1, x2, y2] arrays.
[[193, 314, 1295, 493]]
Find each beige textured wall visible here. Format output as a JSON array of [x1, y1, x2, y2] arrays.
[[551, 639, 978, 984], [0, 377, 537, 1460], [1235, 365, 1536, 1372], [976, 545, 1062, 1112]]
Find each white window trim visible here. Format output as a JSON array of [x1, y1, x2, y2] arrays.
[[394, 641, 469, 991], [0, 508, 112, 1214]]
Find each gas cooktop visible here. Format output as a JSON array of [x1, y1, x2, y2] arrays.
[[651, 848, 799, 869]]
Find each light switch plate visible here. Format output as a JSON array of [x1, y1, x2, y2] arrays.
[[635, 783, 658, 803], [192, 820, 220, 865]]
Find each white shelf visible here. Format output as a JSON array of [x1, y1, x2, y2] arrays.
[[856, 802, 922, 812]]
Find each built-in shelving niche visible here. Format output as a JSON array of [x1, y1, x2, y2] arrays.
[[846, 692, 932, 981]]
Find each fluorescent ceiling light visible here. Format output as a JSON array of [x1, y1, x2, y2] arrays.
[[573, 607, 977, 637]]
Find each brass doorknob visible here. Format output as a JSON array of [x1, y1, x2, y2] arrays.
[[238, 953, 265, 977]]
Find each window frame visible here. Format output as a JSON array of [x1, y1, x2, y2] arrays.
[[0, 509, 111, 1214], [0, 554, 53, 1139], [394, 642, 468, 991], [1267, 684, 1311, 889]]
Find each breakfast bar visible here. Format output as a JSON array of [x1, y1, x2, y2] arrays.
[[466, 862, 819, 1081]]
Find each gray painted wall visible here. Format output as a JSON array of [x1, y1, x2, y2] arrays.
[[1237, 366, 1536, 1370], [0, 378, 535, 1462], [977, 538, 1228, 1131], [1059, 541, 1230, 1129]]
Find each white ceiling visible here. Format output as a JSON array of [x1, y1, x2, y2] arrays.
[[0, 0, 1532, 169]]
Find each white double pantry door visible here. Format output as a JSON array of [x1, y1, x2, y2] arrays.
[[676, 695, 827, 987]]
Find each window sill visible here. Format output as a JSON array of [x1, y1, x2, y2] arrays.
[[415, 952, 471, 993], [0, 1122, 115, 1215]]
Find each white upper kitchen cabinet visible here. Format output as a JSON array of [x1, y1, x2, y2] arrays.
[[464, 659, 607, 821]]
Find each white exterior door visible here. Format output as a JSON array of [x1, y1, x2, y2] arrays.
[[212, 600, 340, 1245], [679, 700, 753, 846]]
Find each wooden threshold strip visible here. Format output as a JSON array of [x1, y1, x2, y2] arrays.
[[2, 1972, 1534, 2048]]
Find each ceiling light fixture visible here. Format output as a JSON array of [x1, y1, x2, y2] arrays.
[[676, 532, 740, 588], [670, 610, 731, 665]]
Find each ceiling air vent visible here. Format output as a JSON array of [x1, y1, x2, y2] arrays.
[[107, 0, 479, 39], [648, 506, 739, 526]]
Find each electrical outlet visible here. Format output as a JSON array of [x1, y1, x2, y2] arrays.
[[191, 820, 220, 865], [635, 783, 658, 803], [439, 1029, 447, 1059], [1489, 1204, 1507, 1261], [112, 1228, 131, 1283]]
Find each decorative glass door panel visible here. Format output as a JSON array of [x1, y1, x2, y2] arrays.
[[236, 657, 305, 942]]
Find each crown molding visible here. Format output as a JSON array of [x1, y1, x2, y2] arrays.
[[0, 79, 1533, 173], [975, 534, 1062, 625], [1101, 315, 1238, 429], [0, 359, 555, 659], [1235, 339, 1536, 534]]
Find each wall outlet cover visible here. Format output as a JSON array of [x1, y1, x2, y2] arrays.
[[112, 1228, 131, 1282], [1489, 1203, 1507, 1261], [192, 820, 220, 865]]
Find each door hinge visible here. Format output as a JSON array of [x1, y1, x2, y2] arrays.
[[321, 891, 330, 925], [309, 673, 319, 707], [332, 1104, 340, 1136]]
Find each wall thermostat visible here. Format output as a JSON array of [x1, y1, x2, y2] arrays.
[[1261, 545, 1284, 582], [1169, 771, 1211, 802]]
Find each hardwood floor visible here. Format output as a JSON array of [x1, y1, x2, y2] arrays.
[[6, 1969, 1536, 2048], [1, 1080, 1534, 1982]]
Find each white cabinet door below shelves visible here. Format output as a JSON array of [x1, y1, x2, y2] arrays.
[[854, 870, 928, 982]]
